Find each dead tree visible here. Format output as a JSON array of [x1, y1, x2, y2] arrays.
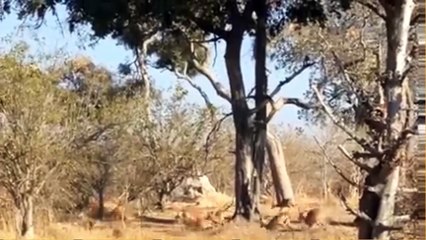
[[265, 131, 295, 206]]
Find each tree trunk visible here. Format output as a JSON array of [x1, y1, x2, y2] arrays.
[[97, 189, 104, 220], [358, 164, 402, 239], [321, 156, 329, 200], [137, 197, 143, 217], [225, 29, 256, 221], [14, 195, 35, 240], [252, 0, 268, 217], [372, 166, 401, 239], [266, 131, 295, 207]]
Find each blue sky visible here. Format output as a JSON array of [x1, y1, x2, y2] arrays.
[[0, 6, 312, 128]]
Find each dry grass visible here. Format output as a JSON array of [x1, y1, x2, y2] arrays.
[[0, 222, 356, 240], [0, 196, 359, 240]]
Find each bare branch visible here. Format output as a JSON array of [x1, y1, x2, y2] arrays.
[[174, 63, 215, 114], [338, 145, 372, 172], [204, 112, 233, 162], [313, 85, 378, 154], [338, 191, 373, 223], [247, 86, 255, 98], [393, 215, 411, 223], [330, 51, 359, 94], [72, 123, 121, 149], [266, 97, 318, 122], [313, 136, 360, 187], [190, 37, 222, 43], [187, 42, 232, 103], [270, 62, 315, 98], [34, 161, 62, 195], [398, 187, 417, 193]]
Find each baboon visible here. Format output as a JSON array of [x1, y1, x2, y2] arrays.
[[260, 212, 291, 230], [299, 208, 324, 228]]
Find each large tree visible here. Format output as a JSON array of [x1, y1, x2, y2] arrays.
[[0, 42, 80, 240], [271, 0, 419, 239]]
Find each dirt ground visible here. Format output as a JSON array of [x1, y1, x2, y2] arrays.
[[0, 196, 361, 240]]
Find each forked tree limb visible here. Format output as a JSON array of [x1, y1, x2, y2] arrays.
[[174, 63, 215, 115], [269, 62, 316, 98], [204, 112, 233, 162], [337, 145, 373, 172], [187, 42, 232, 103], [312, 135, 360, 187], [338, 192, 405, 231], [266, 97, 317, 122]]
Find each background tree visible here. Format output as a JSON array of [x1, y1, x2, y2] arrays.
[[0, 41, 79, 239]]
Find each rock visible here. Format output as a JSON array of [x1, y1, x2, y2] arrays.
[[170, 175, 217, 202]]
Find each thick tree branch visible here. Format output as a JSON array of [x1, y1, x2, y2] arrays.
[[190, 37, 222, 43], [187, 42, 232, 103], [175, 72, 215, 112], [266, 97, 318, 122], [338, 191, 374, 223], [204, 112, 233, 162], [227, 0, 241, 17], [187, 13, 228, 38], [243, 0, 255, 20], [174, 63, 215, 114], [337, 145, 372, 172], [270, 62, 315, 98], [191, 61, 232, 103], [242, 0, 256, 30]]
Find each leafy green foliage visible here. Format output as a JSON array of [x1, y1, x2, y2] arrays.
[[147, 30, 210, 77]]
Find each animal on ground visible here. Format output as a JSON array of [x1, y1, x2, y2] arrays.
[[107, 200, 127, 221], [260, 211, 291, 231], [299, 207, 326, 228], [77, 212, 96, 231], [206, 210, 224, 225], [112, 228, 123, 238], [175, 208, 213, 230], [205, 201, 233, 225]]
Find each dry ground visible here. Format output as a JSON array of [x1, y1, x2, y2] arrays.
[[0, 196, 359, 240]]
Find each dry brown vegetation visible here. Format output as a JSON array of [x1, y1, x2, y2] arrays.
[[0, 49, 361, 238], [0, 109, 361, 239]]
